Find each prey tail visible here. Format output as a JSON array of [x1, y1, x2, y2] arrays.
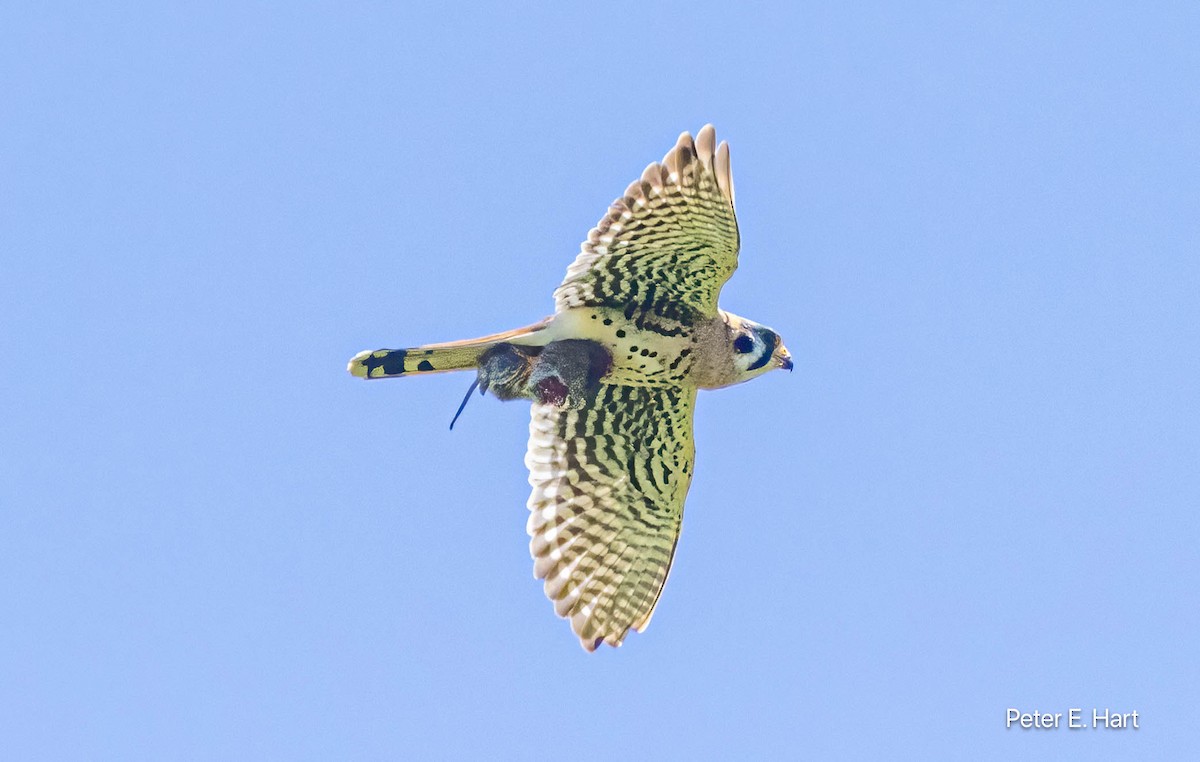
[[347, 317, 552, 380]]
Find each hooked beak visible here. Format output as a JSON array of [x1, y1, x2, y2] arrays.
[[773, 343, 793, 372]]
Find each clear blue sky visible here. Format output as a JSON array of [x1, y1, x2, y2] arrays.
[[2, 2, 1197, 759]]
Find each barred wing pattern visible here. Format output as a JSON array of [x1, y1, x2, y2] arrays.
[[553, 125, 739, 321], [525, 384, 697, 650]]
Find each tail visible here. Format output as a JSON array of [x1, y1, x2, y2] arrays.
[[347, 317, 553, 379]]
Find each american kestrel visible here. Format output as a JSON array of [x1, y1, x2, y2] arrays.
[[349, 125, 792, 650]]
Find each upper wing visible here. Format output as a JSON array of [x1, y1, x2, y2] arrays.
[[553, 125, 739, 321], [525, 384, 697, 650]]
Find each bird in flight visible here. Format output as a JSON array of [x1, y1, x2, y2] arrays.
[[348, 125, 792, 651]]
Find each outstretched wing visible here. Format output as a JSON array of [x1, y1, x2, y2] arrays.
[[553, 125, 739, 322], [525, 384, 697, 650]]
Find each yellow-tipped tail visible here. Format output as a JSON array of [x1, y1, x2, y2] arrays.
[[347, 317, 553, 380], [347, 345, 479, 378]]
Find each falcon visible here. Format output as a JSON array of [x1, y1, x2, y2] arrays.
[[348, 125, 792, 650]]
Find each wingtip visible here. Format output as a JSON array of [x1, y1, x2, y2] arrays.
[[663, 130, 689, 177], [695, 124, 717, 168], [715, 140, 734, 205], [577, 630, 626, 653], [641, 161, 665, 192]]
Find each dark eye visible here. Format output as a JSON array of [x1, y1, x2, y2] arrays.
[[733, 335, 755, 354]]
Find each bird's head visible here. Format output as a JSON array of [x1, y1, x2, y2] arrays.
[[722, 311, 793, 382]]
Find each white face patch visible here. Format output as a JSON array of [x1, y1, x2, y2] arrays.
[[731, 331, 766, 374], [727, 320, 781, 381]]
